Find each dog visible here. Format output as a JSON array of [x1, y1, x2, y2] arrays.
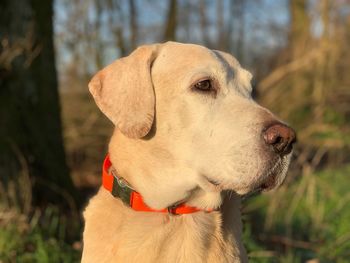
[[81, 42, 296, 263]]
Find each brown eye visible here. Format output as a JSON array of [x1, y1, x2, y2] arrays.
[[193, 79, 212, 91]]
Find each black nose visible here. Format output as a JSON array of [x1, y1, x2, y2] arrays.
[[263, 123, 296, 155]]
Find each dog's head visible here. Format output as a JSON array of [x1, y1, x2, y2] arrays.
[[89, 42, 296, 209]]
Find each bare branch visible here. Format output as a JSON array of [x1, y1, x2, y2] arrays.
[[258, 48, 325, 93]]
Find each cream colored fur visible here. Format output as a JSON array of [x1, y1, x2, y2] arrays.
[[82, 42, 293, 263]]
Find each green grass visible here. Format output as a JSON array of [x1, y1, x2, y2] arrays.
[[243, 165, 350, 262], [0, 206, 81, 263]]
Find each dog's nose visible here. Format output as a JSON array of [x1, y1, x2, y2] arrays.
[[263, 123, 296, 155]]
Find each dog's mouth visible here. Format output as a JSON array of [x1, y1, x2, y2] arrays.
[[254, 158, 288, 192], [241, 165, 281, 199], [240, 157, 289, 198], [257, 172, 278, 191]]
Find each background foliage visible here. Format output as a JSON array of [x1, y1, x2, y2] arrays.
[[1, 0, 349, 262]]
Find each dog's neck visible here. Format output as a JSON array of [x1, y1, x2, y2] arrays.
[[107, 130, 247, 259], [84, 129, 248, 262], [108, 130, 223, 211], [83, 187, 247, 262]]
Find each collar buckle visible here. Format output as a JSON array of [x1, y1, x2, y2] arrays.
[[167, 205, 180, 216]]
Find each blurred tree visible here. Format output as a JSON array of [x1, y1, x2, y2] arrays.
[[163, 0, 178, 41], [199, 0, 211, 46], [232, 0, 245, 62], [129, 0, 138, 50], [108, 0, 127, 56], [216, 0, 225, 49], [289, 0, 310, 58], [93, 0, 104, 70], [0, 0, 77, 210]]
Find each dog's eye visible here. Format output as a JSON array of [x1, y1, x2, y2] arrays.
[[193, 79, 212, 91]]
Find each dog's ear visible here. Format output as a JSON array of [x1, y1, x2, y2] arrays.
[[89, 44, 158, 138]]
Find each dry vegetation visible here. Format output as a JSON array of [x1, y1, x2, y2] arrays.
[[60, 89, 113, 188]]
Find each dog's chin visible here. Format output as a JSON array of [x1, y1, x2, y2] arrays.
[[233, 175, 279, 196], [255, 171, 279, 192], [235, 157, 291, 196], [202, 173, 279, 196], [254, 157, 291, 193], [200, 154, 292, 196]]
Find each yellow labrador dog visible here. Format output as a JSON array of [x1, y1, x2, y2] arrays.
[[82, 42, 296, 263]]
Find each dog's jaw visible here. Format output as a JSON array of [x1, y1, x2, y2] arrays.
[[108, 130, 210, 210]]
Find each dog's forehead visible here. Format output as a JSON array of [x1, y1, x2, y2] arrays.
[[153, 42, 245, 84], [153, 42, 252, 93], [158, 42, 240, 69]]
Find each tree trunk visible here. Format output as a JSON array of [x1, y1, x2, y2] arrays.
[[289, 0, 310, 59], [216, 0, 225, 50], [199, 0, 211, 46], [129, 0, 138, 50], [163, 0, 177, 41], [231, 0, 245, 62], [0, 0, 77, 210]]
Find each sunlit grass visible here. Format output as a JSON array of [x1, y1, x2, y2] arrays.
[[243, 165, 350, 262]]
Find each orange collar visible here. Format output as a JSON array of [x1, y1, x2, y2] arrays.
[[102, 155, 213, 215]]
